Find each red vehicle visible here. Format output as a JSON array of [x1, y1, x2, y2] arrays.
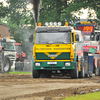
[[75, 21, 97, 52], [15, 43, 26, 62]]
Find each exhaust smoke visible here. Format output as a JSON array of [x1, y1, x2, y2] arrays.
[[28, 0, 41, 26]]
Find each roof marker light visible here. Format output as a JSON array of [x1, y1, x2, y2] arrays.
[[93, 21, 95, 24], [8, 36, 11, 39], [50, 22, 53, 26], [54, 22, 57, 26], [58, 22, 62, 26], [45, 22, 49, 26], [65, 22, 68, 26], [38, 22, 41, 26]]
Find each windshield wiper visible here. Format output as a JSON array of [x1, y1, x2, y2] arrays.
[[35, 41, 49, 44], [48, 41, 65, 44], [35, 41, 70, 44]]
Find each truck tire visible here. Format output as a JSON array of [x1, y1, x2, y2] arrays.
[[95, 67, 99, 76], [32, 69, 40, 78], [79, 58, 85, 78], [70, 62, 79, 79], [3, 56, 11, 73], [79, 66, 85, 78]]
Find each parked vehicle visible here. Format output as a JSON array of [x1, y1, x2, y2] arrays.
[[74, 21, 100, 76], [0, 37, 12, 73]]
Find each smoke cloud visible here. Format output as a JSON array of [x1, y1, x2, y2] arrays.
[[28, 0, 41, 24]]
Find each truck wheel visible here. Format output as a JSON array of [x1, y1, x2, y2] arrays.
[[79, 58, 85, 78], [71, 62, 79, 79], [32, 69, 40, 78], [79, 61, 85, 78], [95, 67, 99, 76], [79, 66, 85, 78], [3, 56, 11, 73]]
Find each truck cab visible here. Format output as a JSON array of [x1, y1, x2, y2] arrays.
[[1, 38, 16, 66]]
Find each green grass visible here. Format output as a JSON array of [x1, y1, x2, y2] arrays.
[[63, 91, 100, 100], [9, 71, 32, 74]]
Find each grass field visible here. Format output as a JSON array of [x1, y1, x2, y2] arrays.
[[9, 71, 32, 74], [63, 91, 100, 100]]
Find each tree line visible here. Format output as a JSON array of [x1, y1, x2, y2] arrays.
[[0, 0, 100, 43]]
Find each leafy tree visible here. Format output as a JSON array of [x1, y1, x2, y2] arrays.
[[1, 0, 100, 42], [39, 0, 82, 25], [65, 0, 100, 23], [0, 2, 9, 18], [1, 0, 35, 42], [39, 0, 100, 25], [6, 0, 35, 26]]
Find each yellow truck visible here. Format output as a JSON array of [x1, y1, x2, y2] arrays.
[[30, 22, 87, 78]]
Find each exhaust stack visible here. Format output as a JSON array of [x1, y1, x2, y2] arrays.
[[30, 0, 41, 27]]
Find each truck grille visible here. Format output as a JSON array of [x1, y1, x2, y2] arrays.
[[4, 51, 16, 61], [36, 52, 70, 60], [7, 55, 16, 61]]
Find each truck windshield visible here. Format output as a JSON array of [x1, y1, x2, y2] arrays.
[[35, 32, 71, 44], [1, 42, 15, 50], [83, 35, 91, 41], [81, 31, 91, 41], [15, 45, 22, 54]]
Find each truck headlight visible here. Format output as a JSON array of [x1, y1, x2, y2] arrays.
[[65, 62, 70, 66], [35, 63, 41, 66]]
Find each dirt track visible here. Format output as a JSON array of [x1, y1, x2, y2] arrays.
[[0, 74, 100, 100]]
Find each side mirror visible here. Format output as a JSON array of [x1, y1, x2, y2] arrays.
[[2, 46, 4, 50], [75, 34, 79, 41], [29, 34, 33, 42], [96, 35, 99, 41]]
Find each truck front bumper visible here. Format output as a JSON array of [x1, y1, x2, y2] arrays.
[[33, 61, 75, 70]]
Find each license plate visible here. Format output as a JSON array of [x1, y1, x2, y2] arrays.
[[47, 62, 57, 64]]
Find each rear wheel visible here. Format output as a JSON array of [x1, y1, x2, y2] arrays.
[[32, 69, 40, 78], [70, 62, 79, 79], [95, 67, 99, 76], [79, 66, 85, 78], [3, 56, 11, 73], [79, 58, 85, 78]]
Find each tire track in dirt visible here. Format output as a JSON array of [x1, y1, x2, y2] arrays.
[[0, 74, 100, 100]]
